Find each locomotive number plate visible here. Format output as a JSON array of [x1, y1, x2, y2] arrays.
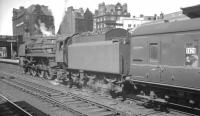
[[186, 48, 196, 54]]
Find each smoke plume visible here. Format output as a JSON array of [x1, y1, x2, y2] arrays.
[[37, 19, 53, 36]]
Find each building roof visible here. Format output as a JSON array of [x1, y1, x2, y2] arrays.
[[182, 4, 200, 18], [95, 2, 130, 17], [133, 17, 200, 36], [105, 5, 115, 13], [27, 4, 52, 15], [13, 4, 52, 19]]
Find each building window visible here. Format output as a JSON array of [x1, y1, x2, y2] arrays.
[[59, 41, 63, 51], [128, 24, 131, 27], [117, 6, 120, 9], [149, 43, 159, 62], [185, 40, 199, 67], [26, 15, 29, 20], [117, 11, 122, 15], [110, 16, 115, 21], [100, 17, 103, 21]]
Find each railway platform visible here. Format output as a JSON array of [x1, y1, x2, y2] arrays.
[[0, 58, 19, 64]]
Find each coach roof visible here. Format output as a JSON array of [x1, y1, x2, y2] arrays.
[[132, 17, 200, 36]]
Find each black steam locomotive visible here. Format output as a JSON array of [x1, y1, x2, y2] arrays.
[[19, 18, 200, 110]]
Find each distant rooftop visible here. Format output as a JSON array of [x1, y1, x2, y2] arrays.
[[181, 4, 200, 18], [13, 4, 53, 19]]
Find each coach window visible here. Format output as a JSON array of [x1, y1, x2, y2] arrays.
[[149, 43, 159, 63], [185, 40, 199, 67]]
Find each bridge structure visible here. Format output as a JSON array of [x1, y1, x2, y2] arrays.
[[0, 35, 23, 59]]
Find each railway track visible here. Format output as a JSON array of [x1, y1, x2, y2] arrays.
[[0, 63, 199, 116], [0, 94, 32, 116], [0, 75, 127, 116], [167, 102, 200, 116]]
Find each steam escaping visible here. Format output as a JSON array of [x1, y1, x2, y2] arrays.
[[38, 20, 53, 36], [34, 19, 53, 36]]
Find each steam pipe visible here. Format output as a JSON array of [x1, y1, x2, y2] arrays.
[[65, 33, 79, 46]]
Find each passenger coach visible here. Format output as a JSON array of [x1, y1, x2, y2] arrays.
[[130, 18, 200, 108]]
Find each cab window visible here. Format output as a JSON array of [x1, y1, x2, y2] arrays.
[[59, 41, 63, 51]]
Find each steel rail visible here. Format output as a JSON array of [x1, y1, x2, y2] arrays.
[[0, 94, 33, 116], [0, 76, 126, 116]]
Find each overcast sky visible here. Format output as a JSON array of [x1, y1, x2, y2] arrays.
[[0, 0, 200, 35]]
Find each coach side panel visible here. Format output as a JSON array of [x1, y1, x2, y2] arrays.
[[131, 31, 200, 90], [160, 31, 200, 90]]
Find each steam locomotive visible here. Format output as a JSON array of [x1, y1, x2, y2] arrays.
[[19, 18, 200, 109]]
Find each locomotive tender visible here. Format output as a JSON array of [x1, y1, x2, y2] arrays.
[[56, 28, 130, 90], [19, 18, 200, 109]]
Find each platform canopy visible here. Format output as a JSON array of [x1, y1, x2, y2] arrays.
[[181, 4, 200, 18]]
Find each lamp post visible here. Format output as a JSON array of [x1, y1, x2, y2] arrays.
[[15, 21, 24, 59]]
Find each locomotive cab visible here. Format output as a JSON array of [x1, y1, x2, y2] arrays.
[[55, 36, 68, 65], [55, 34, 76, 67]]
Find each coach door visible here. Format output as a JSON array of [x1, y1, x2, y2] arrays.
[[148, 38, 161, 83]]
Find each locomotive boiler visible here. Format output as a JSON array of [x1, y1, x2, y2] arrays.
[[19, 35, 57, 78]]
